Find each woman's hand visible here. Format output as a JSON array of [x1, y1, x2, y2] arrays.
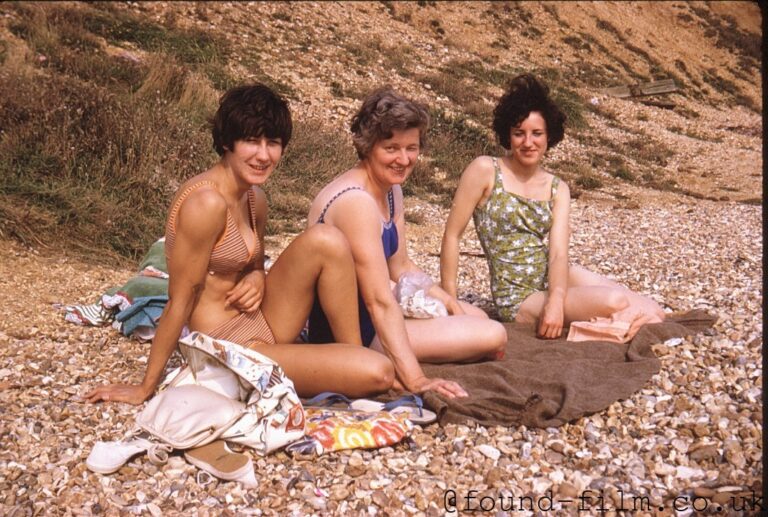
[[226, 270, 265, 312], [537, 298, 564, 339], [83, 383, 153, 405], [406, 375, 468, 399], [427, 284, 465, 316], [611, 305, 661, 341]]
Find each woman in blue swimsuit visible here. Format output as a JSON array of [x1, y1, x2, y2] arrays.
[[308, 87, 507, 399]]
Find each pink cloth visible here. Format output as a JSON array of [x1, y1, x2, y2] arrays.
[[567, 317, 631, 344]]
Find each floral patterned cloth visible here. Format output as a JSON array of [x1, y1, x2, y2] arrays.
[[285, 408, 413, 456], [473, 157, 560, 321]]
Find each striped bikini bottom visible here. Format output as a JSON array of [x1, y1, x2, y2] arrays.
[[208, 310, 276, 347]]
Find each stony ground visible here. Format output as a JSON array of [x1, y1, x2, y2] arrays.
[[0, 2, 762, 516], [0, 191, 761, 516]]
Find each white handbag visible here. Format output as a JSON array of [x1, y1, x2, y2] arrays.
[[135, 331, 306, 455]]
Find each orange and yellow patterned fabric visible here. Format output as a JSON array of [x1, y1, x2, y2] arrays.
[[285, 408, 413, 456]]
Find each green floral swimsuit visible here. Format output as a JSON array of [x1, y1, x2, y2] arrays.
[[473, 157, 560, 321]]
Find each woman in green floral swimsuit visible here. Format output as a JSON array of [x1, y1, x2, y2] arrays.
[[441, 74, 665, 339]]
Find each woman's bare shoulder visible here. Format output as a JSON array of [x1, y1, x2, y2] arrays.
[[542, 171, 570, 201], [310, 169, 371, 218], [466, 155, 496, 173], [543, 170, 569, 188], [178, 186, 226, 220], [456, 156, 496, 193]]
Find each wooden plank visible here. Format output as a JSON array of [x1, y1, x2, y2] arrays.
[[601, 79, 678, 98], [639, 99, 677, 109]]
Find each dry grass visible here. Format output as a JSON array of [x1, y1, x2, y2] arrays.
[[0, 1, 761, 259], [0, 2, 359, 257]]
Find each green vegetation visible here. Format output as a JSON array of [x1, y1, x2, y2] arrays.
[[268, 120, 356, 234], [417, 72, 481, 107], [623, 137, 674, 167], [576, 175, 604, 190], [690, 6, 760, 65], [611, 165, 635, 182], [0, 2, 304, 260], [552, 162, 604, 193], [531, 68, 588, 131], [408, 109, 498, 203], [0, 70, 215, 261], [0, 2, 758, 259]]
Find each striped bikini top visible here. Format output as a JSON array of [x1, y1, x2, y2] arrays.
[[165, 181, 261, 275]]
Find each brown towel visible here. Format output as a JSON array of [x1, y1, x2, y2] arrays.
[[421, 310, 717, 428]]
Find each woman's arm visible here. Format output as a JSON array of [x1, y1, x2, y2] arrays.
[[386, 187, 466, 315], [85, 189, 226, 404], [440, 157, 494, 298], [386, 185, 427, 283], [538, 178, 571, 339], [326, 192, 465, 398]]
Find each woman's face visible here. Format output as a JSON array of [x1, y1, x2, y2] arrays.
[[226, 136, 283, 185], [366, 127, 421, 186], [509, 111, 548, 167]]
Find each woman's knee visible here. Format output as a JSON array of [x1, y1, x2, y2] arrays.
[[304, 224, 352, 259], [643, 296, 666, 321], [482, 319, 508, 355], [361, 354, 395, 393], [515, 305, 537, 325], [606, 290, 630, 313]]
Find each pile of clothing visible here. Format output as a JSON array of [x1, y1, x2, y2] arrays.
[[64, 238, 170, 341]]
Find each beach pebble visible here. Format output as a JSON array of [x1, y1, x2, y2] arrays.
[[476, 445, 501, 461]]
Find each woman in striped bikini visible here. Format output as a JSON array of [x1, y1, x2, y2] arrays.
[[86, 84, 394, 405]]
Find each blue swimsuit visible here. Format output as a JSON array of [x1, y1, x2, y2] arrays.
[[308, 187, 398, 346]]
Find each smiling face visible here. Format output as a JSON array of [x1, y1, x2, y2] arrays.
[[365, 127, 421, 186], [225, 136, 283, 186], [509, 111, 548, 167]]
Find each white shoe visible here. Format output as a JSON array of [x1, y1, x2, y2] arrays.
[[86, 438, 172, 474]]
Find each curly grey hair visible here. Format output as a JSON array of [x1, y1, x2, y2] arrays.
[[349, 86, 430, 159]]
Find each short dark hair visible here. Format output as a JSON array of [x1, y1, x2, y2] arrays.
[[492, 74, 566, 150], [350, 86, 430, 159], [211, 84, 292, 156]]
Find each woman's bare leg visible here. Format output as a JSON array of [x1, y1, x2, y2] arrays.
[[457, 300, 490, 318], [568, 265, 665, 322], [370, 315, 507, 363], [515, 264, 665, 338], [252, 343, 394, 397], [515, 286, 629, 325], [261, 225, 362, 345]]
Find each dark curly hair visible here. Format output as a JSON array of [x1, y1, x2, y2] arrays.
[[211, 83, 292, 156], [492, 74, 566, 150], [350, 86, 430, 159]]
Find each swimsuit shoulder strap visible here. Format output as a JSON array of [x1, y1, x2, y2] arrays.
[[550, 175, 560, 200], [246, 187, 258, 230], [317, 186, 364, 223], [169, 181, 217, 225], [491, 157, 504, 191]]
